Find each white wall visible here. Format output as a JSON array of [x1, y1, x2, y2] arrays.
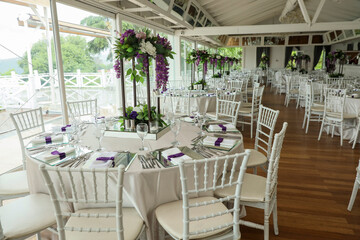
[[269, 46, 285, 69], [331, 38, 360, 51], [243, 47, 257, 70]]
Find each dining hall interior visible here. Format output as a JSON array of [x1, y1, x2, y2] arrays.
[[0, 0, 360, 239]]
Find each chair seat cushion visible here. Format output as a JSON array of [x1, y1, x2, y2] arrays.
[[206, 111, 216, 118], [0, 170, 29, 195], [0, 194, 56, 239], [155, 196, 232, 239], [247, 149, 268, 168], [310, 106, 324, 112], [289, 89, 299, 94], [215, 173, 266, 202], [65, 208, 144, 240], [241, 102, 252, 108], [238, 108, 258, 114], [327, 112, 357, 119]]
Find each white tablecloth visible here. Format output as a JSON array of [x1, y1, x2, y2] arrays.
[[26, 122, 244, 239]]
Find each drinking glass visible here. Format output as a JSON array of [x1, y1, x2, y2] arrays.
[[170, 118, 181, 146], [94, 122, 106, 151], [136, 123, 148, 151]]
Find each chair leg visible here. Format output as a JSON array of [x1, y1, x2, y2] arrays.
[[340, 123, 344, 146], [264, 212, 270, 240], [353, 130, 359, 149], [348, 180, 359, 211], [318, 120, 324, 141], [302, 112, 307, 129], [250, 116, 254, 139], [273, 200, 279, 235], [331, 125, 335, 138], [36, 232, 42, 240]]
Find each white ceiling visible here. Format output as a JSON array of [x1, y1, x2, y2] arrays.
[[197, 0, 360, 26]]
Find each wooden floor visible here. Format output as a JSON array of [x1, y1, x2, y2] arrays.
[[240, 86, 360, 240]]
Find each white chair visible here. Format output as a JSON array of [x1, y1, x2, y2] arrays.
[[40, 164, 146, 240], [352, 117, 360, 149], [238, 83, 265, 138], [215, 99, 241, 125], [273, 72, 285, 95], [318, 88, 357, 146], [348, 160, 360, 211], [302, 84, 324, 134], [3, 108, 45, 205], [67, 99, 97, 119], [0, 193, 56, 239], [326, 77, 343, 89], [284, 75, 299, 107], [247, 105, 280, 174], [155, 150, 251, 240], [215, 122, 288, 240], [296, 78, 307, 109]]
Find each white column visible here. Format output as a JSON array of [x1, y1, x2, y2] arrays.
[[44, 6, 56, 104], [49, 0, 69, 124], [173, 35, 182, 82]]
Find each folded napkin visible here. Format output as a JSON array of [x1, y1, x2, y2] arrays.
[[184, 116, 195, 123], [38, 146, 75, 161], [203, 136, 236, 149], [52, 125, 73, 133], [31, 134, 63, 144], [82, 152, 118, 169], [162, 148, 192, 165], [89, 152, 117, 168], [208, 124, 237, 132]]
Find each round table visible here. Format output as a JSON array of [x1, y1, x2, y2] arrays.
[[26, 121, 244, 240]]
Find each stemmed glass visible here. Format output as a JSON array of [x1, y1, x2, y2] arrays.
[[136, 123, 148, 151], [170, 118, 181, 146], [94, 122, 106, 151]]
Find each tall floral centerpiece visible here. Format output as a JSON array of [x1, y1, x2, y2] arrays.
[[186, 49, 210, 89], [325, 50, 346, 77], [259, 55, 269, 70], [114, 29, 174, 126]]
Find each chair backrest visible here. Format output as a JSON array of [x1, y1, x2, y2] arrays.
[[326, 77, 343, 89], [178, 150, 251, 240], [216, 99, 241, 125], [67, 99, 97, 118], [171, 91, 191, 116], [324, 88, 347, 120], [40, 164, 126, 240], [254, 105, 280, 159], [216, 89, 237, 102], [10, 107, 45, 168], [265, 122, 288, 202], [250, 84, 265, 113]]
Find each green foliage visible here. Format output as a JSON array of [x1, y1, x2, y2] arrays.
[[18, 36, 96, 74], [80, 16, 110, 55], [1, 69, 15, 76]]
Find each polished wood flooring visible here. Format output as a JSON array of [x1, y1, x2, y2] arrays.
[[240, 87, 360, 240]]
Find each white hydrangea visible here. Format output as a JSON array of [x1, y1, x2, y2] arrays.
[[140, 39, 157, 58], [216, 55, 221, 59]]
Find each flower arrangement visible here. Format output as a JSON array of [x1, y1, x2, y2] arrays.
[[259, 55, 269, 70], [120, 104, 166, 127], [186, 49, 210, 66], [114, 29, 175, 92], [325, 50, 347, 74]]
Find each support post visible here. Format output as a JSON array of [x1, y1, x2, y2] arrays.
[[49, 0, 68, 124], [146, 55, 152, 123], [43, 6, 55, 104], [120, 58, 126, 118], [132, 57, 137, 106]]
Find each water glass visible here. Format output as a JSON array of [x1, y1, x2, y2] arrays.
[[170, 118, 181, 146], [136, 123, 148, 151], [94, 122, 106, 151]]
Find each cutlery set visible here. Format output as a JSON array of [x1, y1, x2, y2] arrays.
[[138, 154, 162, 169]]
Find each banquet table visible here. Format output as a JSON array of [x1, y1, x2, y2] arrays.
[[26, 121, 245, 239]]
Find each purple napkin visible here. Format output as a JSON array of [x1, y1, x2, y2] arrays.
[[167, 153, 185, 161], [218, 124, 227, 132], [51, 151, 66, 160], [215, 138, 224, 146], [61, 125, 71, 132], [45, 136, 52, 144]]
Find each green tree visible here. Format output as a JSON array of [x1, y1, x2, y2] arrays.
[[18, 36, 96, 73], [80, 16, 110, 55]]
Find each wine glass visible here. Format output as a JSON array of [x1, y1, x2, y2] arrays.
[[170, 118, 181, 146], [136, 123, 148, 151], [94, 122, 106, 151]]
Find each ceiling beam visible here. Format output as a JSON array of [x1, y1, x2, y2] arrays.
[[124, 7, 152, 12], [311, 0, 326, 24], [176, 21, 360, 36], [297, 0, 310, 24]]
